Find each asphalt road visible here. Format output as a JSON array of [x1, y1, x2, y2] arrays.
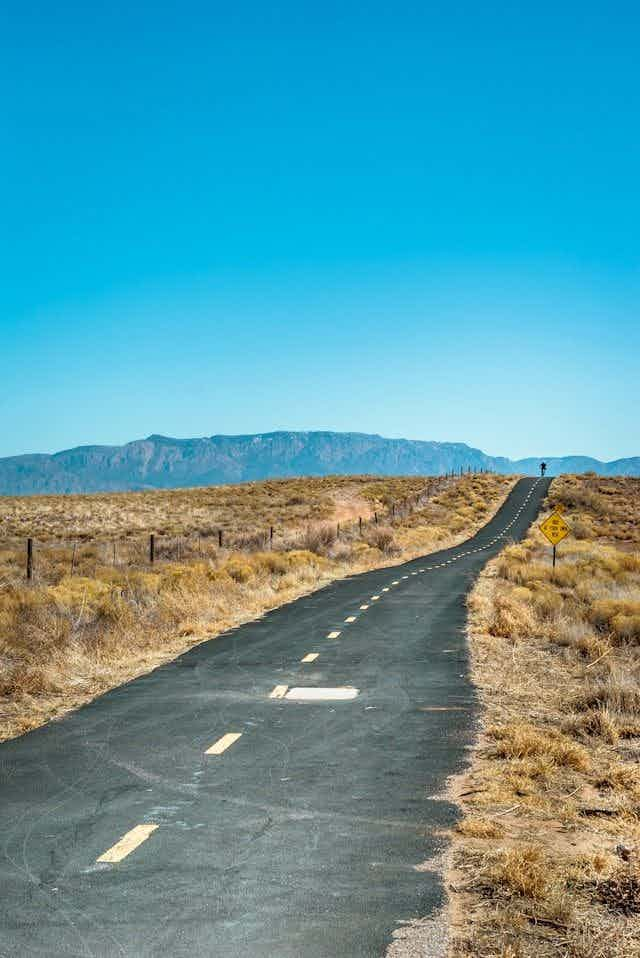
[[0, 477, 550, 958]]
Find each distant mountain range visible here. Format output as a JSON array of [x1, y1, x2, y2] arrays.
[[0, 432, 638, 496]]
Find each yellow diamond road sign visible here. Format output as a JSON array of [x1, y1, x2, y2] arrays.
[[540, 511, 570, 546]]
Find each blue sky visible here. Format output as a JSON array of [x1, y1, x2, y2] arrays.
[[2, 1, 639, 461]]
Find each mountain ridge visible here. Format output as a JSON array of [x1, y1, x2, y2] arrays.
[[0, 431, 637, 495]]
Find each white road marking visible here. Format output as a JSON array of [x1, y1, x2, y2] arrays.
[[97, 824, 158, 864], [360, 604, 369, 610], [285, 687, 360, 701], [205, 732, 243, 755], [269, 685, 289, 698], [327, 630, 341, 639], [344, 616, 356, 623], [392, 580, 400, 585], [371, 595, 380, 601], [301, 653, 319, 663]]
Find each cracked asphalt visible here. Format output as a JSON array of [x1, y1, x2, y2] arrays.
[[0, 477, 550, 957]]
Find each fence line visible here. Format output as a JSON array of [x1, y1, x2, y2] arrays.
[[2, 469, 493, 581]]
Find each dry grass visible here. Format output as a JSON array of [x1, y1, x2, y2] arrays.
[[487, 722, 590, 771], [455, 818, 505, 840], [0, 474, 454, 542], [0, 475, 369, 540], [0, 472, 515, 741], [449, 474, 640, 956]]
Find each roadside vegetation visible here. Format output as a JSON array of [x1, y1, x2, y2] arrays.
[[450, 475, 640, 956], [1, 475, 401, 541], [0, 472, 514, 742]]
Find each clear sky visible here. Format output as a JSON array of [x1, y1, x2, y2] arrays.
[[2, 1, 639, 462]]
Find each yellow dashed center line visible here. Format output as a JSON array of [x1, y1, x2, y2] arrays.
[[94, 484, 536, 873], [205, 732, 243, 755], [96, 824, 158, 864]]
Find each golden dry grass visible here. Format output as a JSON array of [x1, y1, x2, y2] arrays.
[[0, 474, 440, 542], [0, 472, 515, 742], [2, 472, 505, 538], [449, 474, 640, 957]]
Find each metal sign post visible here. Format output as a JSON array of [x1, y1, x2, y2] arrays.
[[540, 510, 571, 567]]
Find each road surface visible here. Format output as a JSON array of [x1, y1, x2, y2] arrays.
[[0, 477, 550, 957]]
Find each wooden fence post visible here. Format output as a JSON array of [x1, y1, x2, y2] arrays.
[[336, 523, 340, 539], [374, 511, 378, 525], [26, 538, 33, 580], [218, 529, 223, 548], [71, 541, 78, 576], [149, 534, 155, 564], [359, 516, 362, 535], [270, 526, 274, 549]]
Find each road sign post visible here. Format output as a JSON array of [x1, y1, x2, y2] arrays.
[[540, 510, 570, 568]]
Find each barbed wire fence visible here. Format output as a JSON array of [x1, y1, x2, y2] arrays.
[[0, 466, 493, 584]]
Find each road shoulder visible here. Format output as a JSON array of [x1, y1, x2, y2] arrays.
[[447, 475, 640, 956]]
